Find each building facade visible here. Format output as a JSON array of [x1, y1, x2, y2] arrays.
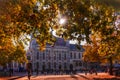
[[27, 37, 85, 72]]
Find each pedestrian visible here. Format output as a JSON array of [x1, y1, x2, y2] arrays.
[[26, 63, 32, 80]]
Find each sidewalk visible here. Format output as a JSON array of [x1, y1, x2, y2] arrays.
[[0, 72, 27, 80]]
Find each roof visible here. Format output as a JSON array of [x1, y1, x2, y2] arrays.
[[54, 37, 66, 46], [69, 44, 84, 51], [29, 36, 84, 51]]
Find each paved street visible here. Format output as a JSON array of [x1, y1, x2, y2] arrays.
[[16, 75, 88, 80], [0, 73, 120, 80]]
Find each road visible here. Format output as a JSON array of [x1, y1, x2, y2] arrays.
[[0, 72, 120, 80]]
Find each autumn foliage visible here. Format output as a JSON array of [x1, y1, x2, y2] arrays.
[[0, 0, 120, 69]]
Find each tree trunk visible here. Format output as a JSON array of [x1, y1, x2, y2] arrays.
[[108, 57, 113, 75]]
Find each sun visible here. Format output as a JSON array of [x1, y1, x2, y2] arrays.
[[59, 18, 66, 25]]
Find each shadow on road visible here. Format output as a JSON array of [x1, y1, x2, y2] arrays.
[[70, 75, 79, 80], [32, 75, 38, 78], [8, 76, 26, 80], [77, 74, 90, 80]]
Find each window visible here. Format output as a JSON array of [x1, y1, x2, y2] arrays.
[[48, 54, 51, 60], [48, 62, 51, 69], [54, 62, 56, 68], [79, 62, 82, 66], [27, 56, 31, 60], [70, 53, 72, 58], [54, 53, 56, 60], [79, 53, 81, 59], [36, 62, 39, 68], [74, 53, 76, 59], [43, 53, 45, 60], [59, 53, 61, 60], [42, 62, 45, 71], [37, 52, 39, 60], [76, 62, 79, 66], [46, 49, 48, 52], [49, 50, 50, 53], [64, 63, 67, 69], [64, 53, 66, 60]]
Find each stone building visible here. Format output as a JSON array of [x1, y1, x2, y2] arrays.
[[26, 37, 85, 72]]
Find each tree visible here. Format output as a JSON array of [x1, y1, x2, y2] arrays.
[[0, 0, 119, 75], [83, 16, 120, 75], [83, 34, 101, 63], [0, 0, 103, 64], [0, 0, 57, 50], [0, 37, 26, 66], [98, 23, 120, 74], [0, 38, 15, 66], [1, 0, 111, 46], [11, 43, 27, 63], [83, 32, 120, 75]]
